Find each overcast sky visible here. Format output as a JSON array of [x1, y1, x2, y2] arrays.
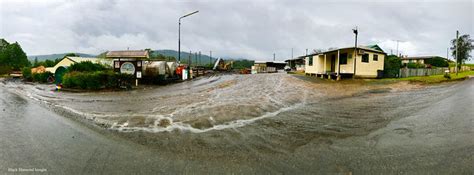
[[1, 0, 472, 61]]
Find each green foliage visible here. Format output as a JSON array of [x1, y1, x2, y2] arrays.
[[150, 53, 176, 61], [451, 34, 474, 67], [64, 53, 79, 58], [232, 59, 254, 69], [383, 55, 402, 78], [62, 71, 133, 90], [68, 61, 106, 72], [97, 52, 108, 58], [0, 65, 12, 75], [425, 57, 449, 67], [0, 41, 30, 70], [407, 62, 425, 68], [32, 72, 53, 83], [21, 67, 32, 81], [33, 58, 60, 67]]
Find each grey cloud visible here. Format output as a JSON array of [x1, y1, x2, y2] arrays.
[[0, 0, 472, 62]]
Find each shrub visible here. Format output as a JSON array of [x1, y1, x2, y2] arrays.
[[21, 67, 32, 81], [425, 57, 449, 67], [32, 72, 53, 83], [444, 73, 451, 79], [62, 71, 132, 90], [383, 55, 402, 78], [68, 61, 106, 72], [407, 62, 425, 68]]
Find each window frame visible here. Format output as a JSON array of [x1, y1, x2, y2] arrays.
[[373, 54, 378, 61], [339, 53, 348, 65], [362, 54, 369, 63], [308, 56, 313, 66]]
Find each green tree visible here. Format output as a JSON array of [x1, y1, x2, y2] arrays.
[[451, 34, 474, 68], [33, 57, 39, 67], [63, 53, 79, 58], [424, 57, 449, 67], [0, 42, 30, 70], [383, 55, 402, 78]]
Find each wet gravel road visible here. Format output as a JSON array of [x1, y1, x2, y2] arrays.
[[0, 75, 473, 174]]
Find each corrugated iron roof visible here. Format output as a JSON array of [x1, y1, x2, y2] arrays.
[[106, 50, 149, 58], [296, 45, 386, 58], [67, 57, 100, 63]]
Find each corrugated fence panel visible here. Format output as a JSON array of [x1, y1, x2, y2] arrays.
[[399, 68, 449, 78]]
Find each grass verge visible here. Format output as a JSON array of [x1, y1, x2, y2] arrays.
[[390, 71, 474, 84]]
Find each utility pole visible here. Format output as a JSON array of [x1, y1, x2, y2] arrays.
[[178, 10, 199, 64], [273, 53, 276, 61], [353, 26, 358, 78], [291, 48, 294, 69], [455, 30, 459, 75], [291, 48, 294, 59], [199, 51, 201, 66], [447, 48, 449, 60], [305, 49, 308, 56], [194, 52, 198, 66]]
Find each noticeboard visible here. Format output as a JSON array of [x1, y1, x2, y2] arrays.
[[113, 60, 142, 78]]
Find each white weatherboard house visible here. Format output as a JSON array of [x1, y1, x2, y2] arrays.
[[305, 45, 386, 79]]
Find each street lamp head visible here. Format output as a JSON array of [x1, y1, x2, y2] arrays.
[[352, 29, 358, 35], [180, 10, 199, 19]]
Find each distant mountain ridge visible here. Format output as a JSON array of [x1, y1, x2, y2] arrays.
[[27, 53, 96, 62], [27, 50, 247, 65]]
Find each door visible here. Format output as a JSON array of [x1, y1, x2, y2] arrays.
[[331, 55, 336, 72]]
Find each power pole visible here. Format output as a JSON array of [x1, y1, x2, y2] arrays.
[[455, 30, 459, 75], [189, 51, 192, 65], [291, 48, 294, 59], [194, 52, 198, 66], [273, 53, 276, 61], [305, 49, 308, 56], [291, 48, 294, 69], [446, 48, 449, 60], [353, 26, 358, 78], [199, 51, 201, 66]]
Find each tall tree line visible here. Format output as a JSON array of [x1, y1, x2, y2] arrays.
[[0, 39, 30, 71]]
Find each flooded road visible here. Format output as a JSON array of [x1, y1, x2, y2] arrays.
[[1, 74, 473, 174]]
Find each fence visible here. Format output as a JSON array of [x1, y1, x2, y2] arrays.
[[399, 68, 449, 78], [449, 66, 472, 73]]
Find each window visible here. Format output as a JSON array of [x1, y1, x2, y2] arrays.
[[340, 53, 348, 64], [373, 54, 378, 61], [308, 56, 313, 66], [362, 54, 369, 63]]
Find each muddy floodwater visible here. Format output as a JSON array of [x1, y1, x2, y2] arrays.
[[1, 73, 473, 174]]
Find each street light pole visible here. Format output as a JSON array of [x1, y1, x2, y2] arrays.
[[455, 30, 459, 75], [353, 26, 358, 78], [178, 10, 199, 64]]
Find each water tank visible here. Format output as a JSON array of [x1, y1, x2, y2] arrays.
[[166, 62, 177, 76], [143, 61, 167, 77]]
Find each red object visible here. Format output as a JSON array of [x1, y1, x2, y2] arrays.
[[176, 66, 185, 76]]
